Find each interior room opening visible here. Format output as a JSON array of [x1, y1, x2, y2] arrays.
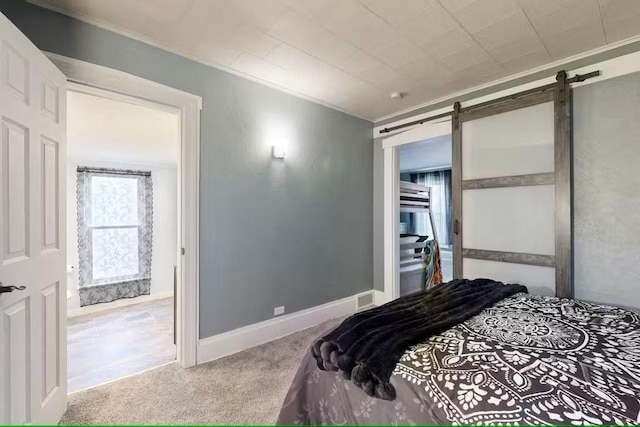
[[398, 134, 453, 296], [65, 89, 180, 393]]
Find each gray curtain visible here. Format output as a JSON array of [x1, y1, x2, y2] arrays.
[[411, 169, 452, 246], [77, 167, 153, 306]]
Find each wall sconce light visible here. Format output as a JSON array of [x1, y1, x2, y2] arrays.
[[272, 145, 286, 159]]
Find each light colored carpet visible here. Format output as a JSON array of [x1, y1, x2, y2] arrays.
[[61, 318, 342, 425]]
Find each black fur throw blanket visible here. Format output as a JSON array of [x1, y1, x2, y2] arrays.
[[311, 278, 527, 400]]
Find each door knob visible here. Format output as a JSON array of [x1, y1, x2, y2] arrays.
[[0, 284, 26, 294]]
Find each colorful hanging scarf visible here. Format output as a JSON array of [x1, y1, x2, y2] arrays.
[[423, 239, 442, 288]]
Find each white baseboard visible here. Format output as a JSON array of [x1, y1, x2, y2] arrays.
[[197, 292, 369, 365], [374, 289, 390, 306], [67, 291, 173, 318]]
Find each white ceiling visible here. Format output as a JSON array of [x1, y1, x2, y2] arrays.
[[399, 134, 451, 171], [67, 91, 180, 166], [32, 0, 640, 121]]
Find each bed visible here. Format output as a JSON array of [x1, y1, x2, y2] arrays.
[[277, 292, 640, 424]]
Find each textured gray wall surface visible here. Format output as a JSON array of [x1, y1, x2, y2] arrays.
[[0, 1, 373, 337], [573, 72, 640, 308]]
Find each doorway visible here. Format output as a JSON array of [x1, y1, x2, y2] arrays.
[[44, 53, 202, 373], [0, 17, 200, 424], [398, 135, 453, 296], [382, 120, 452, 302], [65, 89, 179, 392]]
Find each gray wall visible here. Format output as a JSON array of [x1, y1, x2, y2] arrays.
[[573, 71, 640, 308], [0, 1, 373, 337]]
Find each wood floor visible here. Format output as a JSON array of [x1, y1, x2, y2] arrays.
[[67, 297, 175, 393]]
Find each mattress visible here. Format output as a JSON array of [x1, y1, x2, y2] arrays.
[[277, 293, 640, 424]]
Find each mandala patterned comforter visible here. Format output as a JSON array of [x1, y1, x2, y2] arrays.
[[277, 293, 640, 425]]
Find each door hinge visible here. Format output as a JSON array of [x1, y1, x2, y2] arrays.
[[181, 247, 185, 256]]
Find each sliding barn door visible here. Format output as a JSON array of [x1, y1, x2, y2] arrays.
[[452, 76, 571, 297]]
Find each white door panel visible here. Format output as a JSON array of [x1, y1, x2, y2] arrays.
[[462, 185, 555, 256], [463, 258, 556, 296], [462, 102, 554, 180], [2, 118, 29, 262], [41, 136, 59, 252], [0, 12, 66, 424], [2, 299, 28, 424]]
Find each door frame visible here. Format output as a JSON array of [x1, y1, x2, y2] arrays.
[[381, 120, 451, 303], [47, 52, 202, 368]]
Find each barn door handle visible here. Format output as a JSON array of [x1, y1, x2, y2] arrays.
[[0, 283, 26, 294], [454, 219, 460, 235]]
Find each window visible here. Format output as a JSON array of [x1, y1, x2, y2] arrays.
[[77, 167, 153, 306]]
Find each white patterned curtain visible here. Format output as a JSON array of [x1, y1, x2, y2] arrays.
[[412, 169, 452, 246], [77, 167, 153, 306]]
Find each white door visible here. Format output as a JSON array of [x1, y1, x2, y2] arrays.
[[0, 12, 67, 424]]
